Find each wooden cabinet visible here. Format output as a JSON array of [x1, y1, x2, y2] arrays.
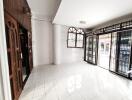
[[4, 0, 33, 99], [28, 32, 33, 72], [19, 26, 33, 83], [3, 0, 31, 31], [5, 12, 23, 100], [5, 12, 33, 100]]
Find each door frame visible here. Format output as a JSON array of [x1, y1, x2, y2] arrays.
[[97, 33, 112, 70], [0, 0, 12, 100], [114, 30, 132, 78]]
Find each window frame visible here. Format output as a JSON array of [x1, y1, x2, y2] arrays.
[[67, 27, 84, 48]]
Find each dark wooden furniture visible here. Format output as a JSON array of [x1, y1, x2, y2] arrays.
[[5, 11, 33, 100], [19, 26, 33, 84], [3, 0, 33, 99], [5, 12, 23, 100], [28, 32, 33, 72], [3, 0, 31, 31]]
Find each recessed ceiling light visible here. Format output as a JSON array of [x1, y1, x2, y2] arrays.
[[79, 21, 86, 24]]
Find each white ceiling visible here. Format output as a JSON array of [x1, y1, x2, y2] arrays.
[[53, 0, 132, 28], [27, 0, 61, 21]]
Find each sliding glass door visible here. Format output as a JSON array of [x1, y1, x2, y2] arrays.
[[110, 32, 117, 72], [85, 36, 89, 61], [93, 36, 97, 64], [98, 34, 111, 69], [130, 59, 132, 78], [110, 30, 132, 78], [117, 30, 132, 77], [87, 36, 93, 63], [85, 35, 97, 65]]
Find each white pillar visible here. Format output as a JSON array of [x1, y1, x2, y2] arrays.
[[0, 62, 4, 100], [0, 0, 11, 100], [53, 24, 61, 64]]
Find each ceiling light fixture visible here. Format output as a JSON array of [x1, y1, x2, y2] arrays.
[[79, 21, 86, 24]]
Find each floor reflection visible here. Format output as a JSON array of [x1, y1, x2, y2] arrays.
[[19, 62, 132, 100], [67, 74, 82, 93]]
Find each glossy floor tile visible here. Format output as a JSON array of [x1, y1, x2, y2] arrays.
[[19, 62, 132, 100]]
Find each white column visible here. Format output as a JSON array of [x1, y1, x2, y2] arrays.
[[0, 62, 4, 100], [0, 0, 11, 100], [53, 24, 61, 64]]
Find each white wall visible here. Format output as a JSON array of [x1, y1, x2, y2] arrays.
[[0, 62, 4, 100], [32, 21, 84, 66], [53, 24, 61, 64], [53, 24, 84, 64], [32, 19, 53, 67], [0, 0, 11, 100], [60, 25, 84, 64]]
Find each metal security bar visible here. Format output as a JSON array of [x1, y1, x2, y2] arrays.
[[94, 20, 132, 35]]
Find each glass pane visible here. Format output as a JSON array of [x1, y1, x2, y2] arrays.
[[85, 36, 89, 61], [85, 35, 97, 64], [98, 34, 111, 69], [92, 36, 97, 64], [5, 25, 10, 48], [76, 34, 83, 47], [10, 79, 15, 100], [69, 33, 76, 40], [87, 37, 93, 62], [77, 29, 84, 34], [68, 40, 75, 47], [110, 32, 117, 72], [8, 52, 12, 75], [130, 64, 132, 78], [68, 27, 76, 33], [68, 33, 76, 47]]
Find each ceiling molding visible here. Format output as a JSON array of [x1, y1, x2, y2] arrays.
[[94, 13, 132, 29], [31, 12, 53, 22]]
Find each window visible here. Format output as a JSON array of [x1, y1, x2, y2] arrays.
[[67, 27, 76, 47], [67, 27, 84, 48]]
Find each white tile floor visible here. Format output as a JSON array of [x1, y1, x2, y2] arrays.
[[19, 62, 132, 100]]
